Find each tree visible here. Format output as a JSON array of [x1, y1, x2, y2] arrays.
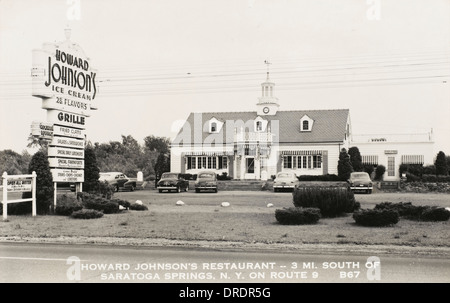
[[0, 149, 31, 175], [435, 151, 448, 176], [16, 151, 54, 215], [348, 146, 363, 172], [154, 153, 170, 185], [144, 135, 170, 154], [83, 145, 100, 192], [337, 148, 353, 181]]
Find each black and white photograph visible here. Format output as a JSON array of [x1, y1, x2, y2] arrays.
[[0, 0, 449, 291]]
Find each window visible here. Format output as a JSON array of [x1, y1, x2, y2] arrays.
[[313, 155, 322, 169], [283, 156, 293, 169], [256, 121, 263, 132], [211, 122, 217, 132], [302, 120, 309, 131]]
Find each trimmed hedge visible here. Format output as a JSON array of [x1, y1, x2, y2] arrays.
[[297, 174, 340, 182], [70, 209, 104, 219], [292, 187, 356, 217], [275, 207, 321, 225], [353, 209, 399, 227], [129, 203, 148, 211], [374, 202, 450, 221], [77, 192, 120, 214], [55, 194, 83, 216], [420, 207, 450, 221]]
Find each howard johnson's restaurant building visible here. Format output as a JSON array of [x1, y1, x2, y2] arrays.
[[170, 74, 434, 182]]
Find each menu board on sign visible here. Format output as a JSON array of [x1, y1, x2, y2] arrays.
[[51, 169, 84, 182], [52, 125, 85, 139], [50, 136, 84, 149], [49, 158, 84, 169], [48, 146, 84, 159]]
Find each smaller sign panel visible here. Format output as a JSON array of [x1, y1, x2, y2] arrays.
[[6, 179, 32, 192], [47, 109, 86, 129], [42, 97, 91, 117], [31, 121, 54, 140], [53, 125, 85, 139], [384, 150, 398, 155], [49, 158, 84, 169], [51, 169, 84, 182], [48, 146, 84, 159], [50, 136, 85, 149]]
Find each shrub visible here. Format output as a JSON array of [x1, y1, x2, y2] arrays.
[[374, 165, 386, 181], [363, 164, 375, 176], [422, 165, 436, 175], [292, 187, 355, 217], [374, 202, 425, 219], [78, 193, 119, 214], [353, 209, 399, 227], [55, 194, 83, 216], [97, 180, 115, 199], [129, 203, 148, 211], [420, 207, 450, 221], [275, 207, 321, 225], [110, 198, 131, 209], [70, 209, 104, 219]]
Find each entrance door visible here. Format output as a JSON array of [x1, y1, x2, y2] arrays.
[[246, 157, 255, 174]]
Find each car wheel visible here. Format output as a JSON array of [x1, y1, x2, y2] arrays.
[[158, 189, 163, 193], [195, 189, 200, 193], [115, 185, 119, 192], [185, 185, 189, 192], [177, 186, 181, 193], [214, 188, 218, 193], [130, 185, 135, 192], [367, 189, 372, 194]]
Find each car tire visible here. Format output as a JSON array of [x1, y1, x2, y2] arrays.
[[214, 188, 218, 193], [158, 189, 163, 193], [195, 189, 200, 193], [185, 186, 189, 192], [177, 186, 181, 193], [130, 185, 135, 192], [115, 185, 119, 192]]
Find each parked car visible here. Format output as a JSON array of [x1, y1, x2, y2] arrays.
[[195, 171, 218, 193], [273, 172, 300, 192], [99, 172, 137, 192], [348, 172, 373, 194], [157, 172, 189, 193]]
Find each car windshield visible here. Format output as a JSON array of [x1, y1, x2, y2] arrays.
[[351, 173, 370, 180], [198, 173, 215, 179], [162, 173, 178, 179]]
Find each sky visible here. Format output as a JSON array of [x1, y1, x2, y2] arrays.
[[1, 0, 449, 155]]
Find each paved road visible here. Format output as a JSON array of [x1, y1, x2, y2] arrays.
[[0, 242, 448, 283]]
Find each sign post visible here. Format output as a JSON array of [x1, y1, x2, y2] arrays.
[[31, 28, 98, 208], [2, 172, 37, 221]]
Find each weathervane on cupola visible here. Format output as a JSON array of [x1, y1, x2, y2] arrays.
[[257, 60, 280, 116]]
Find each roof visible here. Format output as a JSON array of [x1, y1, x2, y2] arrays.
[[173, 109, 350, 145]]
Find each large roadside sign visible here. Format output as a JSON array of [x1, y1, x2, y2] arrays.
[[52, 125, 85, 139], [48, 158, 84, 169]]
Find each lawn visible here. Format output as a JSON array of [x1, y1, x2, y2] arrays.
[[1, 190, 449, 253]]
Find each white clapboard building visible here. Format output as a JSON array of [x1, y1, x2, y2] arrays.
[[170, 73, 434, 181]]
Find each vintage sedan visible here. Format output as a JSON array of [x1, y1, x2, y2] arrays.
[[157, 172, 189, 193], [99, 172, 137, 192], [348, 172, 373, 194], [194, 171, 218, 193], [273, 172, 300, 192]]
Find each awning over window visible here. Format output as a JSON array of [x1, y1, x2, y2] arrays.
[[281, 150, 323, 155], [183, 151, 233, 156], [401, 155, 424, 164], [362, 155, 378, 165]]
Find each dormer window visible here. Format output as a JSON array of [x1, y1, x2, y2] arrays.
[[256, 121, 263, 132], [300, 115, 314, 132], [254, 116, 267, 132], [208, 117, 223, 133]]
